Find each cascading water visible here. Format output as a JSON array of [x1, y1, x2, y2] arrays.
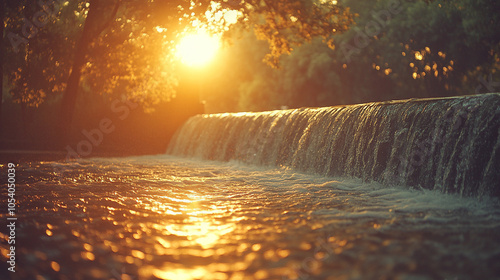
[[168, 93, 500, 197], [8, 95, 500, 280]]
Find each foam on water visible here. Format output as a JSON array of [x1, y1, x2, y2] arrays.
[[168, 94, 500, 197], [3, 155, 500, 280]]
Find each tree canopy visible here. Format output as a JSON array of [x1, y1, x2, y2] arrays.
[[199, 0, 500, 112], [2, 0, 353, 110]]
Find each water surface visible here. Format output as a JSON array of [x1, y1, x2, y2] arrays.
[[1, 155, 500, 280]]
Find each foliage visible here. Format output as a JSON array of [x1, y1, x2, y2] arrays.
[[3, 0, 79, 107], [2, 0, 500, 145], [2, 0, 354, 111], [203, 0, 500, 112]]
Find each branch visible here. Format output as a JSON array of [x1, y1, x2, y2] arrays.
[[95, 0, 121, 37]]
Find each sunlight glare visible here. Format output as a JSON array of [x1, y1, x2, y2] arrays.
[[223, 10, 239, 24], [176, 31, 220, 67]]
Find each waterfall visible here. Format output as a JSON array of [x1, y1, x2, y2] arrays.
[[167, 93, 500, 197]]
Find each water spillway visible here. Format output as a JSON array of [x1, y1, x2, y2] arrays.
[[167, 93, 500, 197]]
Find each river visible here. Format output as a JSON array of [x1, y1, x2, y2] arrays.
[[1, 155, 499, 280]]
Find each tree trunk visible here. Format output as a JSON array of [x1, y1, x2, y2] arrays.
[[59, 0, 100, 145], [58, 0, 120, 146]]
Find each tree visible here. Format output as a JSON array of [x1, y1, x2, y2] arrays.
[[59, 0, 120, 141], [201, 0, 500, 112], [1, 0, 355, 144], [53, 0, 353, 143], [346, 0, 500, 98]]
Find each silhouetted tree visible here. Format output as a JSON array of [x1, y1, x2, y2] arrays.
[[62, 0, 353, 136]]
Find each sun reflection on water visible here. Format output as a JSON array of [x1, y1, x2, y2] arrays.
[[5, 158, 500, 280], [105, 182, 249, 279]]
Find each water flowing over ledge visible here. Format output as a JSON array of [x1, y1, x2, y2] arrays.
[[167, 93, 500, 197]]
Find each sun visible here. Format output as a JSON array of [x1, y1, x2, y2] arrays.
[[176, 31, 220, 67]]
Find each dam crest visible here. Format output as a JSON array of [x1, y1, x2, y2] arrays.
[[168, 93, 500, 197]]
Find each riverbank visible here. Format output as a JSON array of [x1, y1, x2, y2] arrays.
[[0, 149, 161, 162]]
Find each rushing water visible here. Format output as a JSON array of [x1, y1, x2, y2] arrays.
[[168, 94, 500, 197], [1, 155, 500, 280]]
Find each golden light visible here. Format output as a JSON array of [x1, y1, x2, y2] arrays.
[[223, 9, 239, 24], [414, 51, 423, 61], [176, 30, 220, 67]]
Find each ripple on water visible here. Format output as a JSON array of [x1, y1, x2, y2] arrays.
[[1, 155, 499, 280]]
